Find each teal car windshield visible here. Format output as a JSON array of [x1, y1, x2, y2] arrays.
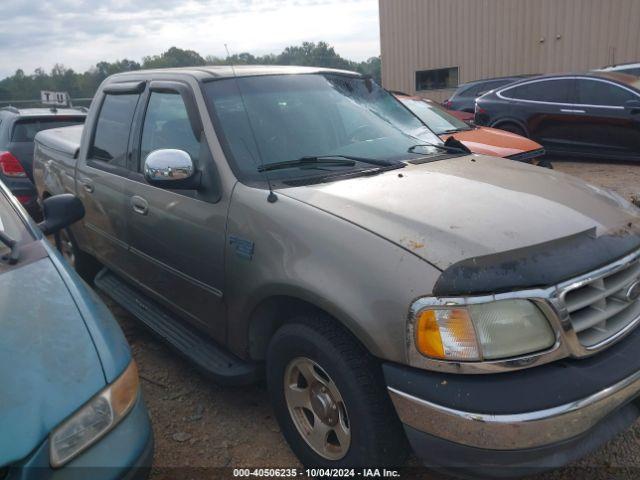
[[204, 74, 444, 182]]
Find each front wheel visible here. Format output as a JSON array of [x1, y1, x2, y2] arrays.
[[266, 316, 407, 468]]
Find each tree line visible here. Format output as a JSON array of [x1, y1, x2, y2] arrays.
[[0, 42, 381, 104]]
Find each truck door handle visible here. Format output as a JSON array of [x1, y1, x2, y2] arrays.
[[131, 196, 149, 215], [560, 108, 586, 114], [81, 182, 94, 193]]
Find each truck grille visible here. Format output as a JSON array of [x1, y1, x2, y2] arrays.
[[563, 256, 640, 348]]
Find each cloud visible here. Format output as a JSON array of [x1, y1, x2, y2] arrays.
[[0, 0, 380, 78]]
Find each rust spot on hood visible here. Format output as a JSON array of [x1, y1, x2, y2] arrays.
[[407, 240, 425, 250], [399, 237, 426, 251]]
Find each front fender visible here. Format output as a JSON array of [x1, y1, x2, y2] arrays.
[[224, 184, 441, 363]]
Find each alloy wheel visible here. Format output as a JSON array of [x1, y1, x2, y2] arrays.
[[284, 357, 351, 460]]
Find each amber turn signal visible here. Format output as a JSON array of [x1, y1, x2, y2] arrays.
[[415, 308, 480, 361]]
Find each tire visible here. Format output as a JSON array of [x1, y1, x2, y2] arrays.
[[55, 228, 102, 284], [266, 314, 408, 468], [497, 122, 527, 137]]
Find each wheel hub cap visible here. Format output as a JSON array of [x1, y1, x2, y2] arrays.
[[310, 384, 339, 426], [58, 231, 75, 266]]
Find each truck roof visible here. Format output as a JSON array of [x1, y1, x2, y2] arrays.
[[108, 65, 363, 82]]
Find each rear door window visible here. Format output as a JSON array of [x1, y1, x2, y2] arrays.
[[140, 91, 201, 167], [11, 117, 85, 142], [469, 80, 512, 96], [89, 94, 140, 167], [502, 79, 574, 103], [575, 79, 636, 106]]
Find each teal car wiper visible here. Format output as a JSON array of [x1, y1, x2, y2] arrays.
[[258, 155, 397, 173], [0, 231, 19, 264]]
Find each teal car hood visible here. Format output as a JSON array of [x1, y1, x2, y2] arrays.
[[0, 257, 105, 466]]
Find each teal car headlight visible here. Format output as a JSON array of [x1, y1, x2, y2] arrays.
[[49, 361, 139, 467]]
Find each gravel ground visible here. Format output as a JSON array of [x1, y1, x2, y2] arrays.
[[101, 159, 640, 479]]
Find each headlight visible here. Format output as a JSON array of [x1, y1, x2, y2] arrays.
[[49, 361, 139, 468], [413, 299, 555, 362]]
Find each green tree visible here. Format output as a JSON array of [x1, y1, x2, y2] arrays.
[[355, 56, 381, 84], [142, 47, 206, 69], [96, 59, 141, 77], [277, 41, 354, 70], [0, 43, 382, 104]]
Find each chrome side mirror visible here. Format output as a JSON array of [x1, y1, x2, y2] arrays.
[[144, 149, 200, 189]]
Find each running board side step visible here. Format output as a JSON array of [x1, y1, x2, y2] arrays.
[[95, 268, 260, 386]]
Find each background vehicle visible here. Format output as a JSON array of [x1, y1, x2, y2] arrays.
[[0, 183, 153, 479], [443, 74, 533, 112], [34, 66, 640, 475], [446, 108, 474, 123], [597, 62, 640, 77], [475, 72, 640, 160], [0, 106, 86, 218], [396, 94, 548, 165]]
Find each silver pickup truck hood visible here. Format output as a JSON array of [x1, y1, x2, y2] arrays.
[[281, 155, 640, 270]]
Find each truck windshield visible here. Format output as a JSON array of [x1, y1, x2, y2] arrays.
[[203, 74, 444, 183]]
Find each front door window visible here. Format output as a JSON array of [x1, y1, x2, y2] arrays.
[[140, 91, 201, 168]]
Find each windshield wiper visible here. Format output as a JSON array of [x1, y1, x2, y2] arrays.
[[0, 231, 19, 264], [408, 137, 472, 155], [440, 128, 471, 134], [258, 155, 396, 173]]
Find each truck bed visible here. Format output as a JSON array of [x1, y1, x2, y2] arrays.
[[35, 124, 83, 159], [33, 125, 84, 199]]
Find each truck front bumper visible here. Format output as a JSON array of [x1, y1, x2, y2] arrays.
[[384, 327, 640, 476]]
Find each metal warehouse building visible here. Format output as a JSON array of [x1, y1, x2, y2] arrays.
[[379, 0, 640, 102]]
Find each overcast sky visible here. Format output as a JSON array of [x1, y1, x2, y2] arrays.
[[0, 0, 380, 79]]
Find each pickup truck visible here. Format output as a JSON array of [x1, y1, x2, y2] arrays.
[[33, 66, 640, 475]]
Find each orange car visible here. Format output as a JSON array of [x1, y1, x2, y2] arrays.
[[396, 94, 550, 167]]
